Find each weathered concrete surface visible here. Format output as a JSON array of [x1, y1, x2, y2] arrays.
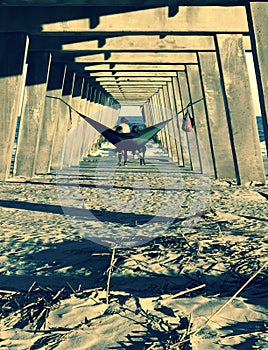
[[85, 64, 185, 71], [75, 52, 197, 64], [62, 75, 84, 167], [198, 51, 235, 180], [186, 65, 214, 175], [151, 94, 166, 150], [161, 86, 175, 159], [177, 71, 199, 170], [158, 90, 174, 158], [96, 77, 172, 83], [51, 70, 76, 170], [250, 2, 268, 154], [14, 52, 51, 178], [0, 34, 29, 180], [35, 62, 66, 174], [163, 84, 180, 163], [62, 35, 215, 51], [0, 1, 249, 5], [216, 34, 265, 185], [171, 76, 186, 167], [39, 7, 248, 33], [90, 72, 178, 77]]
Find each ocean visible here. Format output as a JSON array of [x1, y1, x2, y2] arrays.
[[256, 116, 265, 142]]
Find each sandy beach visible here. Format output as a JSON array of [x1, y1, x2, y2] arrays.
[[0, 142, 267, 349]]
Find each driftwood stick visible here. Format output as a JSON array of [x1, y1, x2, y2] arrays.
[[170, 260, 268, 348], [106, 248, 116, 304], [0, 289, 17, 295], [162, 284, 206, 301]]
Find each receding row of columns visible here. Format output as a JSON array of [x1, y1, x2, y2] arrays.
[[143, 34, 265, 185], [0, 32, 266, 185], [0, 34, 119, 180]]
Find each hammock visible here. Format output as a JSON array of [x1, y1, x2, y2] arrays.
[[46, 96, 203, 151], [79, 114, 172, 151]]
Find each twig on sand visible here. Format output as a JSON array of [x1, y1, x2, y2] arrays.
[[162, 284, 206, 301], [66, 282, 79, 297], [106, 248, 116, 304], [170, 260, 268, 348], [0, 289, 17, 295]]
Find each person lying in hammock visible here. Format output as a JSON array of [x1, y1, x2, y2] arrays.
[[131, 125, 146, 166], [115, 124, 129, 166]]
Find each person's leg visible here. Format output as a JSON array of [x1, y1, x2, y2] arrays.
[[123, 150, 128, 165], [118, 151, 122, 165]]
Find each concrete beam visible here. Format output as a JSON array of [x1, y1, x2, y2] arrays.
[[75, 52, 197, 64], [41, 7, 248, 33], [89, 72, 178, 77], [0, 1, 247, 5], [0, 33, 29, 180], [62, 35, 215, 51], [85, 64, 185, 71], [95, 77, 172, 82], [0, 0, 184, 8], [216, 34, 265, 185]]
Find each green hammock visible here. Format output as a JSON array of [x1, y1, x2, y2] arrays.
[[46, 96, 203, 151], [81, 113, 172, 151]]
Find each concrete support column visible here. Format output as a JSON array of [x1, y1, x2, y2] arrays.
[[0, 33, 29, 180], [154, 93, 168, 152], [168, 79, 184, 166], [177, 71, 198, 170], [79, 81, 92, 159], [198, 52, 235, 179], [159, 89, 172, 157], [68, 76, 84, 166], [186, 64, 214, 175], [51, 70, 75, 170], [14, 52, 51, 178], [216, 34, 265, 185], [163, 84, 179, 163], [171, 76, 185, 167], [143, 102, 153, 127], [85, 87, 100, 156], [35, 62, 66, 174], [155, 93, 168, 151], [248, 3, 268, 155]]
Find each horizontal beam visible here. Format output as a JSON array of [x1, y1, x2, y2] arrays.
[[84, 64, 185, 71], [0, 1, 247, 5], [95, 77, 172, 81], [62, 35, 215, 51], [101, 83, 167, 86], [89, 71, 178, 77], [0, 1, 183, 5], [76, 52, 197, 63], [41, 7, 248, 33]]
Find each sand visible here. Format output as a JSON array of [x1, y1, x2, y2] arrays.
[[0, 141, 267, 349]]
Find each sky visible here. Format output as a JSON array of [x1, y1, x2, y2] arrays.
[[119, 105, 142, 116]]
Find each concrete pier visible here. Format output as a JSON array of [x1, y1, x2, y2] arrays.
[[0, 2, 266, 185]]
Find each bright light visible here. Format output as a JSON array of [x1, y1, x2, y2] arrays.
[[119, 105, 142, 116]]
